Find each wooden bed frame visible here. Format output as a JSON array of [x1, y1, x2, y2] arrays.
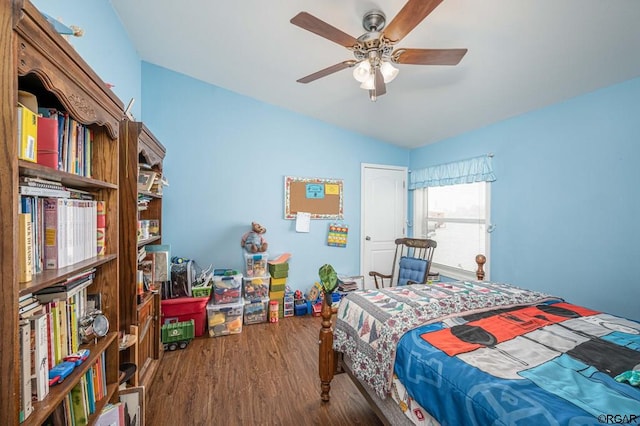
[[318, 255, 487, 424]]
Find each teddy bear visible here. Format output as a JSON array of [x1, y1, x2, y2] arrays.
[[241, 221, 268, 253]]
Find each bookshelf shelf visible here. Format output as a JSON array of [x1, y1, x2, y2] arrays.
[[19, 160, 119, 190], [22, 332, 118, 426], [139, 189, 162, 199], [18, 254, 118, 297], [138, 235, 162, 247], [1, 1, 124, 423]]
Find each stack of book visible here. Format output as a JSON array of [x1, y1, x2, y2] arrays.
[[137, 193, 152, 211], [34, 268, 96, 304], [19, 176, 70, 198], [337, 275, 362, 292]]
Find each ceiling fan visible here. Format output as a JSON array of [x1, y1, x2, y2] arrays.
[[290, 0, 467, 101]]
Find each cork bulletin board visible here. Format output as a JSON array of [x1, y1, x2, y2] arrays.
[[284, 176, 343, 219]]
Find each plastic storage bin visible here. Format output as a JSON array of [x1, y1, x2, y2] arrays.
[[191, 285, 212, 298], [284, 295, 294, 318], [244, 252, 269, 277], [161, 296, 209, 337], [207, 300, 244, 337], [243, 298, 269, 325], [243, 274, 270, 302], [213, 272, 243, 304]]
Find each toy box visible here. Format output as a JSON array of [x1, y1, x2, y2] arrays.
[[161, 296, 209, 337], [294, 302, 308, 316], [244, 252, 269, 277], [243, 274, 270, 302], [283, 296, 294, 318], [243, 297, 269, 325], [207, 300, 244, 337], [213, 272, 243, 304]]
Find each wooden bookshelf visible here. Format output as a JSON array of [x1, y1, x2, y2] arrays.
[[0, 1, 123, 423], [119, 120, 166, 389]]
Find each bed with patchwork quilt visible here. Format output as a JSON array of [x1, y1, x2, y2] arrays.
[[319, 280, 640, 425]]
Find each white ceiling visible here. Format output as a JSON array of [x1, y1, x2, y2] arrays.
[[110, 0, 640, 149]]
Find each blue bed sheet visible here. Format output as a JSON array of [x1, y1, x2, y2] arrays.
[[394, 304, 640, 426]]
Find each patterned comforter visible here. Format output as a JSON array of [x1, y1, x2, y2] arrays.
[[333, 281, 557, 398]]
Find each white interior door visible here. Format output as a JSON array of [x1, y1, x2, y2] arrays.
[[360, 164, 407, 289]]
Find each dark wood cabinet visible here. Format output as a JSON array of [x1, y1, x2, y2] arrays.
[[1, 1, 123, 423], [119, 120, 166, 388]]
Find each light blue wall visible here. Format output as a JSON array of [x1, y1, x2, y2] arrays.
[[410, 78, 640, 321], [33, 0, 639, 320], [141, 62, 409, 292], [32, 0, 142, 119]]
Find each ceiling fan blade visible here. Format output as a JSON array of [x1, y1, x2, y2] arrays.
[[291, 12, 359, 48], [297, 60, 357, 84], [383, 0, 444, 43], [393, 48, 467, 65], [374, 67, 387, 96]]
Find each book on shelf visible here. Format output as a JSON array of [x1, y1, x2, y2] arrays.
[[19, 298, 42, 317], [70, 377, 89, 426], [84, 368, 96, 415], [17, 102, 37, 163], [44, 197, 64, 269], [56, 299, 69, 360], [34, 268, 95, 294], [96, 200, 106, 256], [86, 292, 102, 311], [20, 175, 65, 189], [145, 244, 171, 283], [21, 195, 44, 273], [34, 276, 93, 304], [95, 402, 124, 426], [50, 300, 62, 365], [29, 313, 50, 401], [19, 184, 71, 198], [18, 212, 33, 283], [44, 198, 98, 269], [19, 319, 33, 422], [36, 113, 59, 170]]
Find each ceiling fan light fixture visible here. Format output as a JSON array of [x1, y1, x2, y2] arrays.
[[380, 61, 399, 83], [360, 74, 376, 90], [352, 61, 371, 83]]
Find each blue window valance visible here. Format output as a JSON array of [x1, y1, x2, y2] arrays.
[[409, 155, 496, 189]]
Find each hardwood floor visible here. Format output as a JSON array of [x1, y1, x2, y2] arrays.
[[145, 315, 384, 426]]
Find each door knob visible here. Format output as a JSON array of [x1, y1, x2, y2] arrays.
[[365, 236, 371, 240]]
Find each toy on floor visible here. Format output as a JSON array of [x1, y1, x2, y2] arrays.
[[615, 370, 640, 386], [162, 319, 195, 351], [241, 221, 268, 253]]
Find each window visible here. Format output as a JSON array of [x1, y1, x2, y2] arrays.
[[413, 181, 490, 280]]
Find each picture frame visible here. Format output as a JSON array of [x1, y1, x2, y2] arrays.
[[138, 170, 157, 192], [119, 386, 145, 426]]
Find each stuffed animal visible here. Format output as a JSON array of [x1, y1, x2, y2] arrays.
[[615, 370, 640, 386], [241, 222, 268, 253]]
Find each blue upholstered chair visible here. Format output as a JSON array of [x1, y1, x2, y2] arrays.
[[369, 238, 437, 289]]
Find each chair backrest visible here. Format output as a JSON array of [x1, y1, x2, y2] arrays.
[[369, 237, 437, 289]]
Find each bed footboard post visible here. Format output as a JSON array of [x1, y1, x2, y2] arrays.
[[476, 254, 486, 280], [319, 293, 335, 402]]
